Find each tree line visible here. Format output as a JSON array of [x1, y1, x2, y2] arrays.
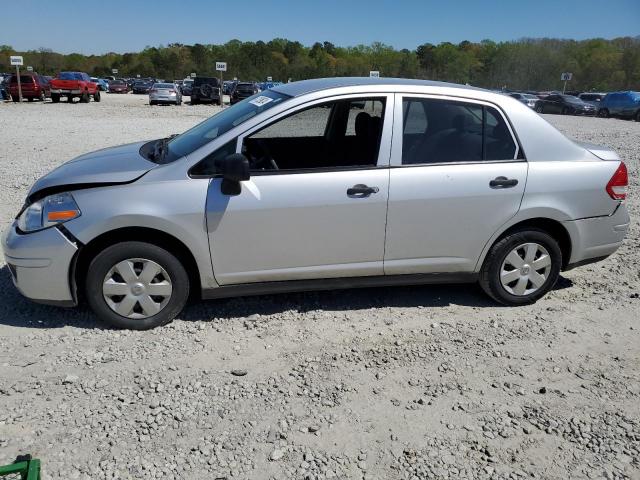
[[1, 36, 639, 92]]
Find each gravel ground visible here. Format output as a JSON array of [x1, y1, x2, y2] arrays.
[[0, 95, 638, 480]]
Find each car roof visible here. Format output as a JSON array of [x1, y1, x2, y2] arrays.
[[272, 77, 485, 98]]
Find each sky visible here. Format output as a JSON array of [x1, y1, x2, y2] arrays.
[[1, 0, 639, 54]]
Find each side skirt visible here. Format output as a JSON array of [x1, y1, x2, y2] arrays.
[[202, 272, 478, 300]]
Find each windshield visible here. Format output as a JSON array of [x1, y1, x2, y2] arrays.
[[561, 95, 582, 104], [156, 90, 290, 163], [523, 94, 538, 100]]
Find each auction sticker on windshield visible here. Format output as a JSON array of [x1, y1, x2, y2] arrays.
[[249, 96, 274, 107]]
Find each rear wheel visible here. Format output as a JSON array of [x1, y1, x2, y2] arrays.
[[80, 92, 90, 103], [85, 241, 190, 330], [28, 97, 33, 102], [535, 104, 544, 113], [598, 108, 609, 118], [635, 110, 640, 122], [51, 93, 60, 103], [93, 90, 101, 102], [479, 228, 562, 306], [67, 95, 74, 103], [39, 91, 46, 101]]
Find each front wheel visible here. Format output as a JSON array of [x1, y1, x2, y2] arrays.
[[80, 92, 90, 103], [51, 93, 60, 103], [93, 90, 101, 102], [479, 229, 562, 306], [535, 104, 544, 113], [85, 241, 190, 329], [598, 109, 609, 118]]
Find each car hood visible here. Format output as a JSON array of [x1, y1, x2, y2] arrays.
[[27, 141, 157, 200]]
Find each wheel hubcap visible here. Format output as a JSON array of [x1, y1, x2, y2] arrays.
[[102, 258, 172, 319], [500, 243, 552, 296]]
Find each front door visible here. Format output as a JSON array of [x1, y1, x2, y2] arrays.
[[205, 95, 393, 285], [384, 95, 527, 274]]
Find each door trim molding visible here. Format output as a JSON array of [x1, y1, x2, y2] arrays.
[[201, 272, 478, 299]]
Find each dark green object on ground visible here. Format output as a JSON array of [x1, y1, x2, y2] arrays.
[[0, 455, 41, 480]]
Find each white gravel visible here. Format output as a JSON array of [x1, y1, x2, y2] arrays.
[[0, 94, 639, 479]]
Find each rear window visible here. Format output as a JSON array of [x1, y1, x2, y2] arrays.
[[10, 75, 35, 84], [58, 72, 83, 80], [194, 77, 219, 86], [154, 83, 175, 89]]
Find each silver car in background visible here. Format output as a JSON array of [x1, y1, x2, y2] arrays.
[[508, 92, 539, 108], [149, 82, 182, 106], [3, 78, 630, 329]]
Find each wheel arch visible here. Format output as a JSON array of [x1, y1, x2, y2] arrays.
[[73, 226, 202, 302], [476, 217, 573, 271]]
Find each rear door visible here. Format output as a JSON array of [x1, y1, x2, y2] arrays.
[[384, 95, 527, 275], [203, 94, 393, 285]]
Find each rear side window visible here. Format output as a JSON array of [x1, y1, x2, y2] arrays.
[[401, 97, 517, 164], [10, 75, 34, 84]]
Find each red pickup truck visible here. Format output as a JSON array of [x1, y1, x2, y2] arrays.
[[50, 71, 101, 103]]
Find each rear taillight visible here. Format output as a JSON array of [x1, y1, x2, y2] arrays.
[[606, 162, 628, 200]]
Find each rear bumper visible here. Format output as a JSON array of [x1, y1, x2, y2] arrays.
[[2, 222, 78, 306], [563, 203, 630, 268], [50, 89, 82, 95]]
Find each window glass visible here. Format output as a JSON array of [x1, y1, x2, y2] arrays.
[[401, 98, 516, 164], [485, 107, 517, 160], [190, 139, 236, 177], [243, 97, 385, 172]]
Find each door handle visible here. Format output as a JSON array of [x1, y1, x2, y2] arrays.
[[489, 176, 519, 188], [347, 184, 379, 197]]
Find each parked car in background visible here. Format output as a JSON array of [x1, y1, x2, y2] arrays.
[[190, 76, 221, 105], [223, 80, 237, 95], [3, 78, 629, 329], [0, 75, 10, 100], [132, 80, 154, 94], [598, 91, 640, 121], [108, 79, 128, 93], [90, 77, 109, 91], [50, 72, 100, 103], [231, 82, 259, 104], [8, 73, 51, 102], [149, 82, 182, 106], [181, 78, 194, 96], [534, 94, 595, 115], [508, 92, 538, 108], [578, 92, 607, 108]]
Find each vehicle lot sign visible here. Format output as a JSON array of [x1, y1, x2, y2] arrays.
[[26, 66, 33, 72], [112, 68, 118, 74], [266, 76, 273, 82], [561, 72, 572, 81], [216, 62, 227, 72], [10, 56, 23, 66], [369, 70, 380, 78], [190, 73, 196, 78]]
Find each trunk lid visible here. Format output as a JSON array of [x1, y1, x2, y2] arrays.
[[576, 141, 620, 161]]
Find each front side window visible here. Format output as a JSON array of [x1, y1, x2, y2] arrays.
[[401, 97, 517, 165], [242, 97, 385, 172]]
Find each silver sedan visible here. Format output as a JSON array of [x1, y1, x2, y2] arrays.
[[149, 82, 182, 106], [3, 78, 630, 329]]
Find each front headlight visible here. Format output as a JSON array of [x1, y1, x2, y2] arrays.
[[17, 192, 81, 233]]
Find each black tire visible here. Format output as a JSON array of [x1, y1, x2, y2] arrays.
[[635, 110, 640, 122], [80, 92, 90, 103], [51, 93, 60, 103], [67, 95, 74, 103], [85, 241, 190, 330], [12, 96, 19, 102], [561, 107, 569, 115], [598, 108, 609, 118], [149, 100, 155, 106], [479, 228, 562, 306], [191, 97, 198, 105], [28, 97, 34, 102], [93, 90, 101, 102], [535, 104, 544, 113]]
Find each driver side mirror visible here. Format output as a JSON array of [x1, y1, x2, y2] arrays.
[[215, 153, 250, 196]]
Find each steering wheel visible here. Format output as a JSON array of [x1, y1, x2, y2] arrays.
[[251, 139, 279, 170]]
